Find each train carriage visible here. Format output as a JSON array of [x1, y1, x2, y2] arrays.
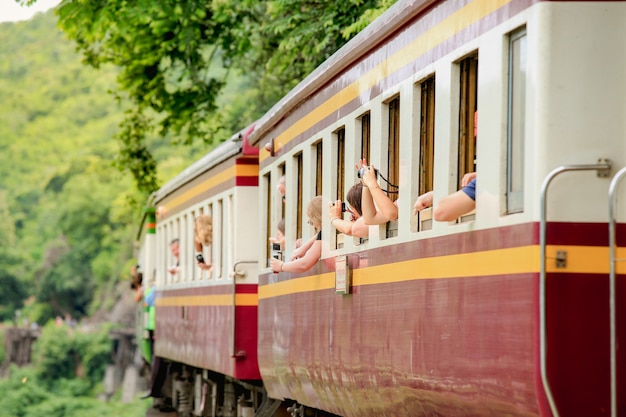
[[249, 1, 626, 417], [136, 127, 265, 416]]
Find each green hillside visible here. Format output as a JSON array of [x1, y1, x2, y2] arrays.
[[0, 11, 206, 323]]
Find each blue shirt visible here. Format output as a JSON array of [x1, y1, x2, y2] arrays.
[[461, 178, 476, 201]]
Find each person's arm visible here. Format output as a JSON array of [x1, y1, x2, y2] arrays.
[[359, 161, 397, 224], [134, 285, 143, 303], [348, 217, 369, 238], [271, 240, 322, 273], [433, 190, 475, 222], [290, 234, 316, 260], [413, 191, 434, 215], [329, 200, 360, 236]]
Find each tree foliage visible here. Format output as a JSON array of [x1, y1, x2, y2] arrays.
[[53, 0, 395, 193]]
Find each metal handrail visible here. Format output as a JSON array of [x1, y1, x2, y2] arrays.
[[607, 167, 626, 417], [230, 260, 258, 358], [539, 160, 611, 417]]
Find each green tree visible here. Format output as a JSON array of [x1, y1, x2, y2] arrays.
[[49, 0, 395, 193]]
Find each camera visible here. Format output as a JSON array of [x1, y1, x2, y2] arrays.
[[357, 167, 378, 179], [196, 253, 205, 264], [271, 243, 283, 261]]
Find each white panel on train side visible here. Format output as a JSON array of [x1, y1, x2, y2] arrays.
[[529, 2, 626, 223]]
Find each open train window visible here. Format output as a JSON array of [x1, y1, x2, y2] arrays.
[[360, 112, 371, 162], [506, 27, 526, 214], [216, 199, 224, 279], [386, 96, 400, 238], [264, 173, 272, 267], [417, 75, 436, 231], [278, 163, 286, 220], [227, 194, 234, 280], [334, 127, 346, 249], [457, 53, 478, 223], [295, 153, 303, 241], [203, 204, 213, 280], [458, 53, 478, 187], [315, 141, 323, 196], [172, 218, 180, 283]]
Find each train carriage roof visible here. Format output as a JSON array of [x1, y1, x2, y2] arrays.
[[153, 126, 253, 205]]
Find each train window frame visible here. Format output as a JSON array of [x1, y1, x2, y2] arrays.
[[206, 203, 214, 280], [227, 194, 234, 281], [506, 26, 526, 214], [216, 199, 224, 280], [264, 172, 272, 267], [383, 95, 400, 239], [314, 141, 323, 197], [173, 217, 181, 283], [359, 112, 371, 163], [333, 126, 346, 250], [457, 52, 478, 189], [414, 75, 436, 232], [294, 152, 304, 242]]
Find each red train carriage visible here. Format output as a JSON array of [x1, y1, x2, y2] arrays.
[[138, 127, 265, 416], [250, 1, 626, 416]]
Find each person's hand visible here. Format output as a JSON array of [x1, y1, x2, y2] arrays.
[[270, 257, 284, 273], [295, 238, 302, 248], [413, 191, 434, 215], [290, 245, 306, 260], [198, 261, 212, 271], [357, 159, 379, 190], [329, 200, 342, 221], [461, 172, 477, 187], [168, 265, 179, 275]]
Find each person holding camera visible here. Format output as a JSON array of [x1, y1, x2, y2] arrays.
[[357, 159, 399, 225], [194, 215, 213, 271], [328, 183, 369, 238]]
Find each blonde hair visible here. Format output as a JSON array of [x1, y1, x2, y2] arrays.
[[306, 196, 323, 230], [194, 215, 213, 246]]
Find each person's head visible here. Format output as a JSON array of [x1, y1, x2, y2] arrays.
[[169, 238, 180, 259], [346, 183, 363, 217], [277, 175, 286, 197], [194, 215, 213, 246], [306, 196, 323, 230]]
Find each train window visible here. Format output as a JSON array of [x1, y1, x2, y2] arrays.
[[506, 27, 526, 214], [417, 75, 436, 232], [360, 112, 371, 162], [295, 153, 303, 241], [227, 194, 234, 280], [315, 141, 323, 196], [458, 53, 478, 189], [278, 163, 286, 220], [216, 199, 224, 279], [173, 217, 181, 282], [264, 173, 272, 267], [386, 96, 400, 238], [159, 223, 167, 286], [183, 213, 191, 283], [334, 127, 346, 249], [207, 203, 214, 279]]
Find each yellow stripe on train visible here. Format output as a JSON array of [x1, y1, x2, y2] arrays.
[[156, 293, 258, 307], [260, 0, 512, 161], [162, 164, 258, 215], [258, 245, 626, 299]]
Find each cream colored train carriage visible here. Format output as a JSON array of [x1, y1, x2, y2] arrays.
[[250, 1, 626, 416]]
